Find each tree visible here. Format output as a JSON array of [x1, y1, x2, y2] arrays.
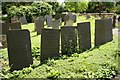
[[65, 2, 88, 13]]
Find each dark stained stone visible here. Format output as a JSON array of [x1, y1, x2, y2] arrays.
[[10, 22, 21, 30], [61, 26, 77, 55], [77, 22, 91, 51], [40, 29, 60, 61], [6, 30, 33, 71], [95, 19, 113, 46], [0, 22, 9, 35]]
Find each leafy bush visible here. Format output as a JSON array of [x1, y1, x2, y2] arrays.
[[115, 5, 120, 14]]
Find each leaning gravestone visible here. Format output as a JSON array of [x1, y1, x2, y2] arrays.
[[10, 22, 21, 30], [40, 29, 60, 61], [95, 19, 113, 46], [77, 22, 91, 51], [65, 20, 73, 26], [61, 26, 77, 55], [19, 16, 28, 25], [51, 19, 61, 29], [0, 22, 9, 35], [35, 16, 44, 35], [46, 15, 52, 27], [6, 30, 33, 71]]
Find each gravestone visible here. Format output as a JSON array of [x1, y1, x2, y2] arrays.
[[46, 15, 52, 27], [10, 22, 21, 30], [19, 16, 28, 25], [65, 20, 73, 26], [0, 22, 9, 35], [61, 14, 66, 22], [64, 15, 70, 25], [6, 30, 33, 71], [73, 15, 76, 22], [55, 14, 61, 20], [11, 16, 19, 23], [40, 29, 60, 61], [95, 19, 113, 46], [35, 16, 44, 35], [61, 26, 77, 55], [77, 22, 91, 51], [51, 19, 61, 29]]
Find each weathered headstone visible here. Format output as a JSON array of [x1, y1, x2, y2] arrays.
[[64, 15, 70, 25], [77, 22, 91, 51], [40, 29, 60, 61], [6, 30, 33, 71], [35, 16, 44, 35], [46, 15, 52, 27], [65, 20, 73, 26], [11, 16, 19, 23], [68, 12, 73, 20], [95, 19, 113, 46], [61, 26, 77, 55], [51, 19, 61, 29], [10, 22, 21, 30], [61, 14, 66, 22], [0, 22, 9, 35], [19, 16, 28, 25], [73, 15, 76, 22]]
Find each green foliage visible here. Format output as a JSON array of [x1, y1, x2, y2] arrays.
[[31, 1, 52, 16], [32, 46, 40, 58], [65, 2, 88, 12], [115, 5, 120, 14]]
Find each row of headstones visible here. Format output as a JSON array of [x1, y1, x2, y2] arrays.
[[6, 18, 113, 71], [34, 13, 77, 35]]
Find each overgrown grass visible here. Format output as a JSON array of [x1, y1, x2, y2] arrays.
[[0, 16, 119, 79]]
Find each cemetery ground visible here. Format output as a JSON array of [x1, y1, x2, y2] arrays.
[[0, 16, 119, 79]]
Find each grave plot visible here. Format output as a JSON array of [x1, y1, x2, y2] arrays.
[[40, 29, 60, 61], [77, 22, 91, 51], [10, 22, 21, 30], [6, 30, 33, 71], [61, 26, 77, 55]]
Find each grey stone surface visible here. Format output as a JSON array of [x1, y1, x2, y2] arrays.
[[77, 22, 91, 51], [73, 15, 76, 22], [61, 26, 77, 55], [46, 15, 52, 27], [95, 19, 113, 46], [65, 20, 73, 26], [35, 16, 44, 35], [10, 22, 21, 30], [19, 16, 28, 25], [40, 29, 60, 61], [64, 15, 70, 25], [52, 19, 61, 29], [6, 30, 33, 71], [0, 22, 9, 35]]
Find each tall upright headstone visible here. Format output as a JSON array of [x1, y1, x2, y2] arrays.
[[7, 30, 33, 71], [95, 19, 113, 46], [35, 16, 44, 35], [61, 26, 77, 55], [77, 22, 91, 51], [19, 16, 28, 25], [40, 29, 60, 61], [73, 15, 76, 22], [10, 22, 21, 30], [46, 15, 52, 27], [64, 15, 70, 25]]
